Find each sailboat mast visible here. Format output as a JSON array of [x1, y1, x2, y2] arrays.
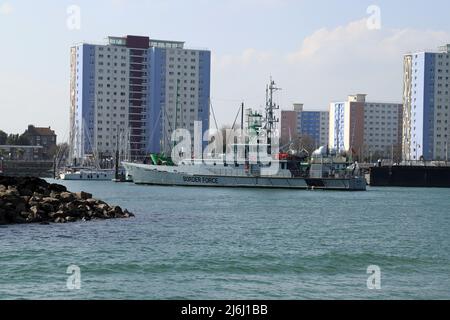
[[241, 102, 244, 131], [115, 125, 119, 180]]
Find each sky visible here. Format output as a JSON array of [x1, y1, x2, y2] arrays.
[[1, 0, 450, 142]]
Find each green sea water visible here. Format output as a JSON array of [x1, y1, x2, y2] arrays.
[[1, 180, 449, 299]]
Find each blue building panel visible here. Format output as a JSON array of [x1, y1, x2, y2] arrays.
[[147, 48, 166, 154], [300, 111, 321, 146], [198, 50, 211, 150], [331, 103, 345, 152], [411, 53, 435, 160], [75, 44, 95, 156], [422, 53, 435, 160]]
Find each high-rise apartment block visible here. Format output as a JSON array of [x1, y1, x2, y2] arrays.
[[296, 105, 329, 148], [69, 35, 210, 161], [403, 44, 450, 161], [280, 103, 329, 148], [329, 94, 403, 160]]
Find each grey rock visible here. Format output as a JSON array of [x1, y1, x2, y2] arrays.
[[75, 191, 92, 200], [50, 191, 61, 199], [1, 176, 135, 225], [19, 188, 33, 197], [97, 204, 109, 211], [42, 197, 60, 205], [60, 192, 75, 202], [5, 187, 20, 197]]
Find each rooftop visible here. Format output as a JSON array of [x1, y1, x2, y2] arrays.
[[108, 35, 185, 49], [25, 125, 56, 136], [404, 44, 450, 55], [331, 94, 402, 105]]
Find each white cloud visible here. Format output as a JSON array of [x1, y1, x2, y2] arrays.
[[0, 2, 13, 15], [286, 19, 449, 65], [211, 19, 450, 127]]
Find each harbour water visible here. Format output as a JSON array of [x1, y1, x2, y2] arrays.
[[1, 180, 449, 300]]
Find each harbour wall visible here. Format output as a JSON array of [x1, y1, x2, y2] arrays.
[[370, 166, 450, 188], [0, 160, 54, 178]]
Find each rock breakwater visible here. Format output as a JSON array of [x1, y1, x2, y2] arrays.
[[0, 176, 134, 225]]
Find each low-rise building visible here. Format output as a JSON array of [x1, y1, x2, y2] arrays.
[[22, 125, 57, 160], [0, 145, 45, 161]]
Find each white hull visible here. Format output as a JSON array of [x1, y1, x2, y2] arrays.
[[59, 171, 115, 181], [123, 162, 367, 191]]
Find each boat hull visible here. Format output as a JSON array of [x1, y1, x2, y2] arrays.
[[59, 171, 115, 181], [123, 163, 367, 191]]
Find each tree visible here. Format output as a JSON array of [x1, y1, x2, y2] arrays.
[[18, 134, 30, 146], [0, 148, 7, 159], [6, 134, 29, 146], [6, 134, 19, 145], [16, 148, 25, 160], [0, 130, 7, 145]]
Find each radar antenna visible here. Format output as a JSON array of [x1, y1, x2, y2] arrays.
[[264, 78, 281, 155]]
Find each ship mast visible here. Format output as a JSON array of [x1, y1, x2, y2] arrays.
[[265, 78, 281, 155]]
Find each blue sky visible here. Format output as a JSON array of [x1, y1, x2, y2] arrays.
[[1, 0, 450, 140]]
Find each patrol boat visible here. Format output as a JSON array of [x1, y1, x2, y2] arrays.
[[122, 80, 366, 191]]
